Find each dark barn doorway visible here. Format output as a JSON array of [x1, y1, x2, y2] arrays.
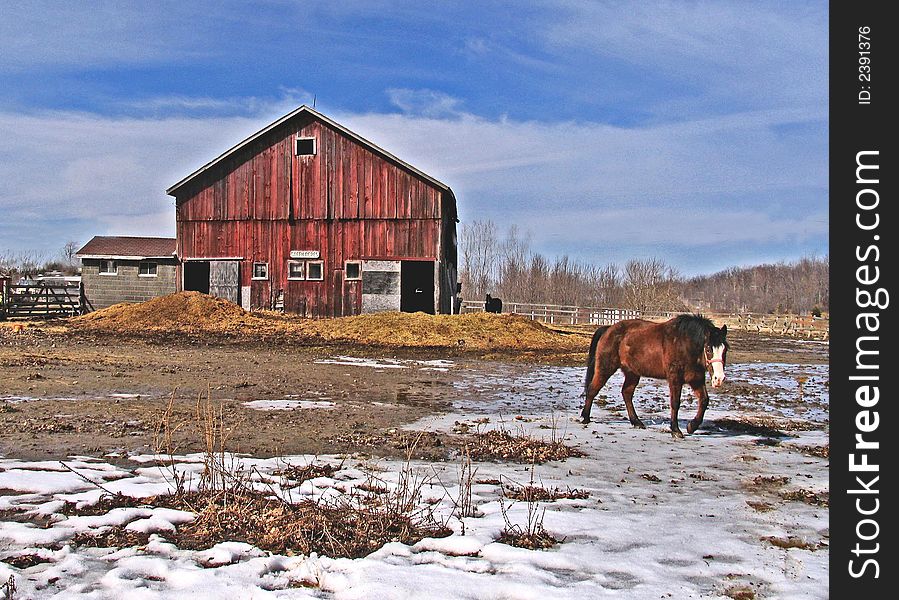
[[400, 261, 435, 314], [183, 262, 210, 294]]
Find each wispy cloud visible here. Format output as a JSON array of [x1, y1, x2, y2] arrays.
[[386, 89, 465, 118]]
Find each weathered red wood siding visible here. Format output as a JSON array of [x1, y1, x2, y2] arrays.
[[173, 113, 455, 317]]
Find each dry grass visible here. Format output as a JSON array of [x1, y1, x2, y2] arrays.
[[780, 488, 829, 507], [464, 429, 584, 464], [72, 528, 151, 549], [275, 462, 340, 488], [795, 444, 829, 459], [746, 500, 776, 512], [761, 535, 824, 551], [71, 292, 585, 356], [723, 585, 756, 599], [746, 475, 790, 491], [502, 484, 589, 502], [63, 388, 453, 559]]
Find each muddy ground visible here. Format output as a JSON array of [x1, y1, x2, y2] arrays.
[[0, 326, 827, 462]]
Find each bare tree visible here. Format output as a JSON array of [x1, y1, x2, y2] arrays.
[[622, 258, 684, 312], [458, 220, 499, 301], [62, 240, 80, 267]]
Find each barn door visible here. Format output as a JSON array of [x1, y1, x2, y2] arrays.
[[400, 261, 435, 314], [209, 261, 239, 304]]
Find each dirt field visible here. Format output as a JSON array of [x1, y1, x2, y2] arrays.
[[0, 305, 827, 462]]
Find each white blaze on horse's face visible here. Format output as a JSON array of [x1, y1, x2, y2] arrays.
[[710, 344, 726, 387]]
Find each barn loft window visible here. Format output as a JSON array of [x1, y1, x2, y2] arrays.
[[252, 262, 269, 280], [99, 260, 117, 275], [345, 261, 361, 280], [295, 136, 316, 156], [307, 261, 324, 281], [287, 261, 305, 280], [138, 261, 158, 277]]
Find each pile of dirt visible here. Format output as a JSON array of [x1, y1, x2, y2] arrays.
[[72, 292, 586, 354], [74, 291, 258, 332]]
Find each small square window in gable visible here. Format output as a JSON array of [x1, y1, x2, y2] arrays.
[[296, 137, 316, 156]]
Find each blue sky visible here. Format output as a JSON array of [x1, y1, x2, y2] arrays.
[[0, 1, 828, 276]]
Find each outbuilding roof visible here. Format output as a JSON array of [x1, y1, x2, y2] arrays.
[[75, 236, 177, 260], [165, 105, 453, 199]]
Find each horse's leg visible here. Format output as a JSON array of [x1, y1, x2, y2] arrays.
[[581, 364, 616, 424], [686, 384, 710, 434], [621, 370, 645, 429], [668, 380, 684, 439]]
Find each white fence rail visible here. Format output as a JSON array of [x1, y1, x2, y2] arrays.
[[459, 300, 828, 339]]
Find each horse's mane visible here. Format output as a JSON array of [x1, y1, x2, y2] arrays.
[[671, 314, 721, 350]]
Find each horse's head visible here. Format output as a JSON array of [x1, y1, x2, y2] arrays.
[[705, 324, 728, 388]]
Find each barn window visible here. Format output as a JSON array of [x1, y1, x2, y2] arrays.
[[138, 261, 158, 277], [306, 261, 324, 281], [99, 260, 117, 275], [296, 136, 316, 156], [287, 261, 305, 280], [252, 262, 269, 280], [345, 261, 361, 280]]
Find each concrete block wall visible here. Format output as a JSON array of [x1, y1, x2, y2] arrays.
[[81, 259, 178, 310]]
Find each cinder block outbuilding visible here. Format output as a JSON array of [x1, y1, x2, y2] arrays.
[[76, 236, 177, 309]]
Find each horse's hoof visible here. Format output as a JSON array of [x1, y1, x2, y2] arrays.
[[631, 420, 646, 429], [671, 429, 685, 439], [581, 417, 591, 425], [687, 421, 699, 435]]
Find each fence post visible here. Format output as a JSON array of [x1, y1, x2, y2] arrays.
[[0, 278, 7, 320], [79, 282, 86, 315]]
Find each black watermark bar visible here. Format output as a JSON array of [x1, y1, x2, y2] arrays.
[[830, 2, 896, 596]]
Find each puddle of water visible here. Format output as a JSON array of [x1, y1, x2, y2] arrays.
[[243, 399, 336, 411]]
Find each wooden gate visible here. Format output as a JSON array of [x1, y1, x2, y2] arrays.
[[209, 261, 239, 304], [1, 280, 87, 319]]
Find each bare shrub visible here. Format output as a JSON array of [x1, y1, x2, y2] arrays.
[[497, 466, 559, 550]]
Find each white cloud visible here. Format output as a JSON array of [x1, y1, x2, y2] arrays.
[[540, 1, 827, 116], [0, 3, 211, 71], [387, 89, 465, 118]]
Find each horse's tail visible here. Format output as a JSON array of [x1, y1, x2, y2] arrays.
[[584, 325, 611, 396]]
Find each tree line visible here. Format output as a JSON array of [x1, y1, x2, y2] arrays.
[[459, 220, 828, 315], [0, 242, 81, 279]]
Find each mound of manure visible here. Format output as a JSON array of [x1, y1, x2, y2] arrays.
[[73, 292, 585, 354], [74, 291, 256, 332]]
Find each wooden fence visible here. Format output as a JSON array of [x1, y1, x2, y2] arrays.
[[460, 300, 829, 340], [0, 279, 89, 319]]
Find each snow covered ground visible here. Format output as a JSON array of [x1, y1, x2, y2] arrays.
[[1, 357, 828, 599]]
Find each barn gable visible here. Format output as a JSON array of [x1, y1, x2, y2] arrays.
[[168, 105, 457, 223]]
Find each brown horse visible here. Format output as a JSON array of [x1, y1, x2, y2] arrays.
[[581, 314, 728, 438]]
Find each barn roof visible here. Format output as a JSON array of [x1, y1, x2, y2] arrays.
[[75, 236, 177, 260], [165, 105, 454, 200]]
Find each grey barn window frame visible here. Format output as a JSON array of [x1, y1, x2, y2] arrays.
[[345, 261, 362, 280], [138, 261, 158, 277], [287, 260, 306, 280], [306, 260, 324, 281], [99, 260, 118, 276], [252, 262, 269, 280]]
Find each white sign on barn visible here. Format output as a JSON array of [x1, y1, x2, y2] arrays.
[[289, 250, 320, 259]]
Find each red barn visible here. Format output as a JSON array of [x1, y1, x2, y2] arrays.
[[167, 105, 458, 317]]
